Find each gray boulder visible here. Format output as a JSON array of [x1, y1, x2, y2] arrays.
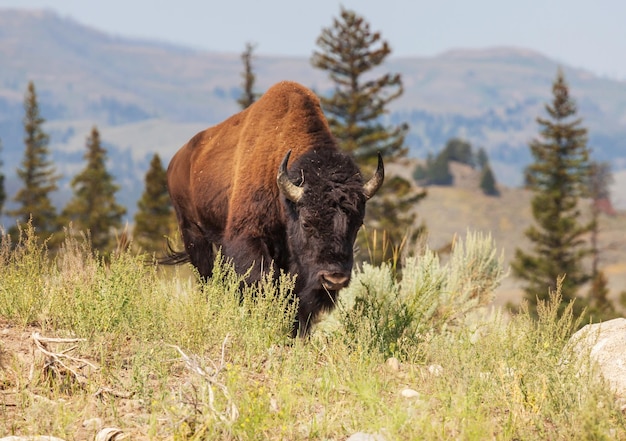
[[569, 317, 626, 399]]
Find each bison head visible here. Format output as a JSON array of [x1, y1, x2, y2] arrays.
[[276, 149, 384, 295]]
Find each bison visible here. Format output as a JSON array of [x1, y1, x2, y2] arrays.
[[164, 81, 384, 335]]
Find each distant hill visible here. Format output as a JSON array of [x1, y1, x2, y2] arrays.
[[1, 8, 626, 225], [415, 184, 626, 307]]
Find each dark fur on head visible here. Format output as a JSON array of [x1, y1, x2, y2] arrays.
[[282, 148, 366, 332]]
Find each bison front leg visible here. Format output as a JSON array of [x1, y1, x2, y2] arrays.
[[220, 237, 278, 285]]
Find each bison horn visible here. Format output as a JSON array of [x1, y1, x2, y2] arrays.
[[363, 152, 385, 200], [277, 150, 304, 203]]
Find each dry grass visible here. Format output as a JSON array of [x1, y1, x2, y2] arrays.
[[0, 226, 625, 440], [416, 182, 626, 306]]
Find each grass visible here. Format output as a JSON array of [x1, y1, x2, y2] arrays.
[[416, 184, 626, 308], [0, 225, 624, 440]]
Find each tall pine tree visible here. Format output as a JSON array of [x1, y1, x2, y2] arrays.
[[312, 7, 407, 165], [133, 153, 175, 253], [62, 126, 126, 252], [237, 42, 259, 110], [311, 7, 425, 262], [8, 81, 60, 240], [512, 69, 593, 317]]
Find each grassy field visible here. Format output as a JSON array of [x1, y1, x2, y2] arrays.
[[1, 226, 624, 440]]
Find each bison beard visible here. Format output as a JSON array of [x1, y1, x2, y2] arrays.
[[162, 81, 383, 336]]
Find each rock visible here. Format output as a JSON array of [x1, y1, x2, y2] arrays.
[[94, 428, 125, 441], [569, 318, 626, 398], [269, 396, 280, 413], [401, 388, 420, 398], [82, 418, 104, 430], [428, 364, 443, 376], [385, 357, 400, 371]]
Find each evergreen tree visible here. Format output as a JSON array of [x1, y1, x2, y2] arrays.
[[311, 7, 425, 262], [311, 7, 407, 165], [62, 126, 126, 252], [0, 138, 5, 216], [427, 151, 453, 186], [412, 163, 428, 182], [237, 42, 259, 110], [511, 69, 593, 317], [8, 81, 60, 240], [443, 138, 474, 166], [134, 153, 175, 253], [587, 161, 613, 202], [476, 146, 499, 195], [415, 139, 483, 187], [476, 147, 489, 169], [479, 164, 499, 196]]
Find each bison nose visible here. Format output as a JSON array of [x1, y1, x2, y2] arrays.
[[320, 272, 351, 290]]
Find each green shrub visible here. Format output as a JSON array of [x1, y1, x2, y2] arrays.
[[335, 231, 506, 359]]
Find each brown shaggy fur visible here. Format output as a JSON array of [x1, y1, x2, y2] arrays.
[[165, 81, 382, 335]]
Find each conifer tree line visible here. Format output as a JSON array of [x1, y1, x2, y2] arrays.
[[0, 81, 175, 256], [412, 138, 500, 196]]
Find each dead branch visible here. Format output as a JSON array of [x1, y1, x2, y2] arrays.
[[168, 335, 239, 423], [30, 332, 98, 385], [32, 332, 98, 370]]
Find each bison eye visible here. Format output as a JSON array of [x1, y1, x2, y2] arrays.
[[301, 219, 315, 232]]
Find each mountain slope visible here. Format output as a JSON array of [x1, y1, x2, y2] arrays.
[[1, 8, 625, 221]]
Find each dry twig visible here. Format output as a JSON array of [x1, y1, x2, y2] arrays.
[[30, 332, 97, 385], [169, 335, 239, 423]]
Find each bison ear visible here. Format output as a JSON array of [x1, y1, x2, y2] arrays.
[[363, 152, 384, 200], [277, 150, 304, 203]]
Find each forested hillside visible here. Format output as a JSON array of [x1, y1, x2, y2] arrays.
[[1, 9, 626, 221]]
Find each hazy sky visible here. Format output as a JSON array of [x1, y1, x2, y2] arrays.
[[1, 0, 625, 80]]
